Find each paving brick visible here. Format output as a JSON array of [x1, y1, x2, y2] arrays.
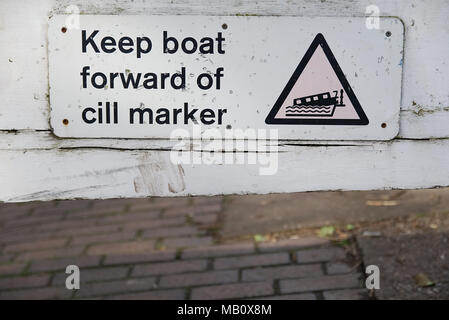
[[142, 226, 200, 239], [109, 289, 185, 300], [242, 264, 322, 282], [127, 202, 166, 212], [0, 204, 33, 220], [0, 255, 13, 264], [122, 217, 186, 231], [191, 281, 273, 299], [30, 204, 63, 215], [192, 196, 223, 205], [0, 227, 45, 244], [159, 270, 238, 288], [0, 232, 47, 246], [296, 247, 346, 264], [16, 246, 84, 262], [54, 225, 120, 237], [75, 277, 157, 298], [280, 274, 362, 294], [326, 262, 355, 275], [128, 199, 189, 213], [4, 215, 65, 229], [0, 263, 27, 276], [34, 219, 96, 233], [258, 237, 329, 253], [4, 238, 68, 253], [104, 251, 176, 265], [1, 226, 118, 245], [64, 207, 125, 220], [52, 267, 129, 285], [163, 236, 213, 249], [29, 256, 101, 273], [0, 274, 50, 290], [98, 210, 160, 225], [70, 231, 137, 246], [323, 289, 369, 300], [163, 206, 194, 217], [192, 213, 218, 224], [30, 208, 70, 219], [195, 204, 222, 214], [182, 242, 255, 259], [214, 253, 290, 270], [91, 199, 133, 210], [0, 212, 29, 223], [152, 198, 190, 207], [132, 260, 208, 277], [257, 293, 317, 300], [55, 200, 92, 211], [162, 204, 221, 218], [0, 286, 72, 300], [87, 240, 155, 256]]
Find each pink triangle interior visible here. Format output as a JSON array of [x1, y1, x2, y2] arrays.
[[274, 46, 361, 120]]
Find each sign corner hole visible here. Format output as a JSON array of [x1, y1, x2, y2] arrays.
[[62, 119, 69, 125], [385, 31, 392, 37], [381, 122, 387, 128], [61, 26, 67, 33], [222, 23, 228, 30]]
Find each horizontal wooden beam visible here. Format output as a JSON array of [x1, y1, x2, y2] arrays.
[[1, 138, 448, 202]]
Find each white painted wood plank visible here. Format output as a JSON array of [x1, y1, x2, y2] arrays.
[[0, 0, 54, 130], [3, 103, 449, 152], [1, 0, 449, 134], [1, 139, 449, 202], [399, 109, 449, 139], [0, 130, 371, 151]]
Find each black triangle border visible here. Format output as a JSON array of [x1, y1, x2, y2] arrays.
[[265, 33, 369, 125]]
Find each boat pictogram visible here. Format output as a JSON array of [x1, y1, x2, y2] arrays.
[[285, 89, 345, 117]]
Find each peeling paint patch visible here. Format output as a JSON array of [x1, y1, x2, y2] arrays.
[[410, 101, 449, 116], [135, 153, 185, 196]]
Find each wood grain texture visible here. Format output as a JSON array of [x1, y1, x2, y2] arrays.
[[1, 138, 448, 202]]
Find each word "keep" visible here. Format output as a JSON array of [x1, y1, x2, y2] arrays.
[[81, 30, 152, 58]]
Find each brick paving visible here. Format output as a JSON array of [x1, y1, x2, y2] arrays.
[[0, 197, 367, 300]]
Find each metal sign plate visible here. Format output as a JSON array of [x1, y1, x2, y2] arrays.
[[48, 15, 403, 140]]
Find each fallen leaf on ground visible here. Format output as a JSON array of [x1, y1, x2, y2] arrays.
[[317, 226, 335, 238], [366, 200, 399, 207], [253, 234, 267, 243], [155, 240, 166, 251], [413, 273, 435, 287], [346, 224, 355, 231]]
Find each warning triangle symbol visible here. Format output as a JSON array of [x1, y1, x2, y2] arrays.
[[265, 33, 368, 125]]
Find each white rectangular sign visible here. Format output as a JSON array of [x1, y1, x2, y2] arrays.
[[49, 15, 403, 140]]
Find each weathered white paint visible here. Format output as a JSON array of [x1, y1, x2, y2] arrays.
[[48, 15, 402, 140], [1, 0, 448, 132], [0, 0, 449, 201], [1, 139, 449, 202], [399, 109, 449, 139]]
